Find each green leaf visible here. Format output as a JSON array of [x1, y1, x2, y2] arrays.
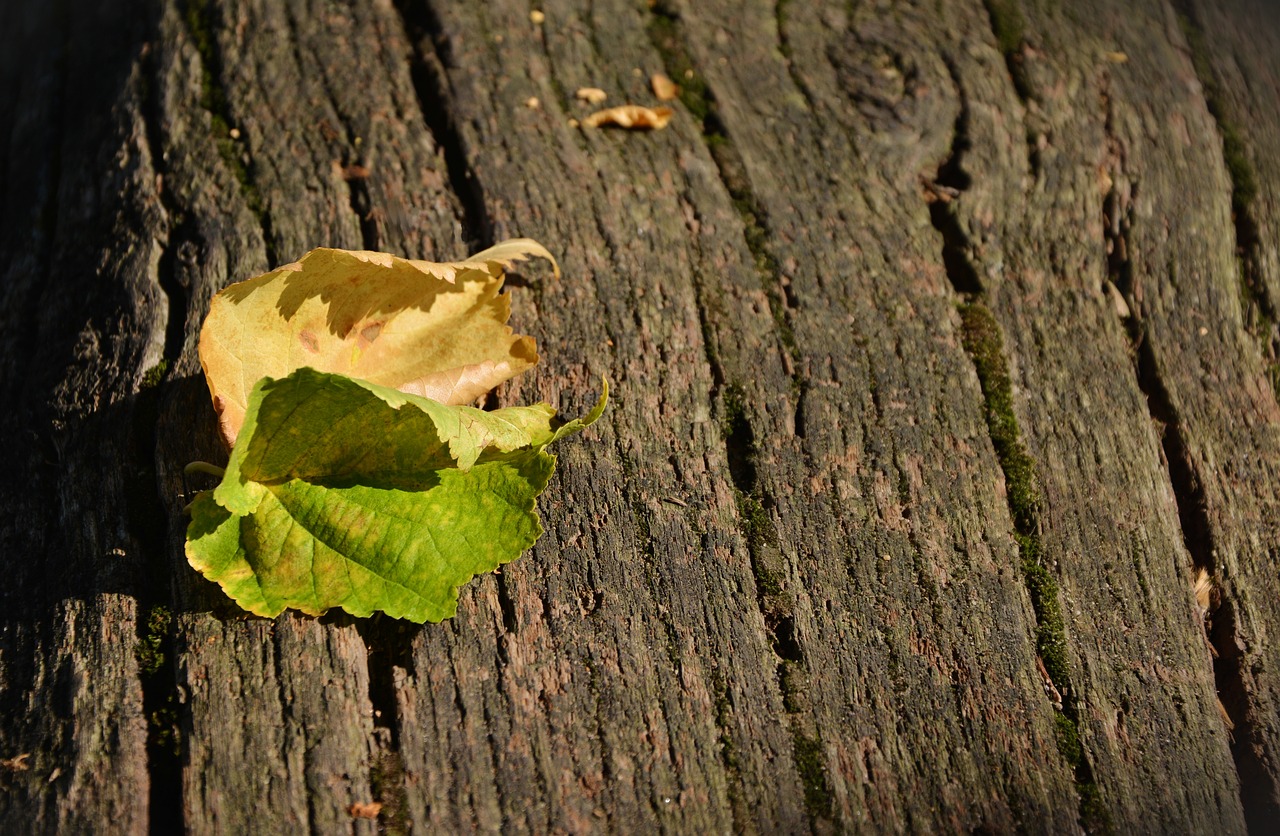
[[185, 367, 607, 622]]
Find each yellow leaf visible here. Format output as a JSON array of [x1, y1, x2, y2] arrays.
[[198, 240, 556, 447]]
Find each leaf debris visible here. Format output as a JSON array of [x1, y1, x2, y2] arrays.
[[576, 87, 608, 105], [651, 72, 679, 100], [582, 105, 674, 130], [348, 801, 383, 819]]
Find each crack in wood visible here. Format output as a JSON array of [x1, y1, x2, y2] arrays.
[[980, 0, 1041, 181], [355, 614, 418, 834], [1173, 1, 1278, 406], [281, 2, 381, 253], [1101, 56, 1274, 826], [646, 6, 833, 824], [133, 28, 192, 836], [647, 3, 801, 386], [926, 52, 1110, 833], [926, 56, 981, 297], [393, 0, 492, 250], [181, 0, 278, 267], [775, 0, 815, 112]]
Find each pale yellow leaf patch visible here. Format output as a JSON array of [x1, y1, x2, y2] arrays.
[[199, 240, 557, 448]]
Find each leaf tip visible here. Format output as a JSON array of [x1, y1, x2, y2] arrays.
[[586, 377, 609, 426]]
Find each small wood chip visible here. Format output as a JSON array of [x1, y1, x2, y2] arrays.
[[575, 87, 608, 105], [1105, 51, 1128, 63], [582, 105, 674, 130], [341, 164, 371, 181], [348, 801, 383, 819], [651, 72, 679, 101], [525, 96, 541, 109], [530, 9, 545, 24], [1104, 281, 1130, 319]]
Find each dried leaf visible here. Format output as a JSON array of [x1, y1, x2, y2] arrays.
[[348, 802, 383, 819], [1193, 568, 1214, 614], [575, 87, 608, 105], [582, 105, 674, 130], [650, 72, 679, 101], [198, 240, 557, 447], [1, 753, 30, 771]]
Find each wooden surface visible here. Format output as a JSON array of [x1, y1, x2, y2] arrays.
[[1, 0, 1278, 832]]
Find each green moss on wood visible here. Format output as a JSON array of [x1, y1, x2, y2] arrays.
[[135, 605, 172, 677], [136, 605, 181, 758], [985, 0, 1027, 57], [957, 301, 1113, 832], [184, 0, 271, 241], [370, 748, 411, 835], [779, 660, 807, 713], [647, 4, 800, 371], [140, 359, 169, 390], [792, 732, 833, 820], [960, 303, 1039, 531], [1053, 711, 1083, 768], [646, 9, 712, 125], [1176, 12, 1257, 218], [1079, 781, 1113, 834]]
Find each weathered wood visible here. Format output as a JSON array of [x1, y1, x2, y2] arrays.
[[2, 0, 1279, 832], [837, 0, 1249, 828], [0, 596, 148, 833], [1, 0, 162, 831], [147, 0, 453, 830], [1181, 2, 1280, 825]]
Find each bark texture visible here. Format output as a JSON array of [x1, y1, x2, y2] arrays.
[[1, 0, 1278, 832]]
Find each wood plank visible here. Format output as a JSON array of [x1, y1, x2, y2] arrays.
[[147, 0, 453, 830], [1185, 7, 1280, 822], [394, 0, 1087, 831], [0, 596, 148, 833], [0, 0, 166, 829], [1089, 0, 1280, 824], [2, 0, 1278, 829], [811, 0, 1250, 828], [392, 1, 806, 829], [674, 0, 1249, 829], [174, 614, 378, 834]]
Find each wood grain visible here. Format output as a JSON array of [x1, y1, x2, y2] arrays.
[[1, 0, 1277, 831]]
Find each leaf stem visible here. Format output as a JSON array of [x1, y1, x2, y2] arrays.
[[184, 461, 226, 478]]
